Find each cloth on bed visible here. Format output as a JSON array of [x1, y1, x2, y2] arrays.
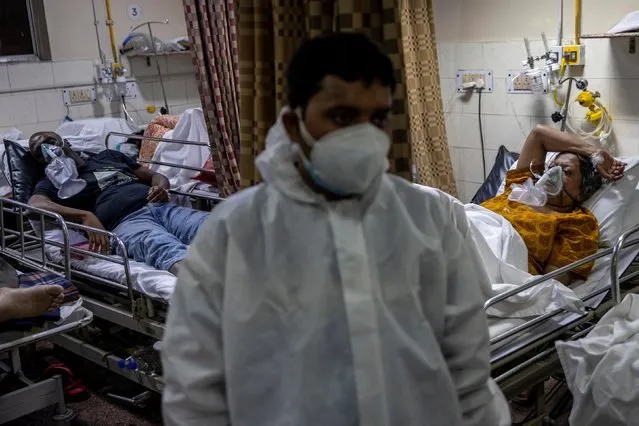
[[139, 115, 179, 164], [1, 271, 80, 331], [465, 203, 585, 318], [481, 167, 599, 280], [556, 294, 639, 426]]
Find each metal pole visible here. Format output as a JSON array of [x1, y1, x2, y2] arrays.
[[147, 22, 169, 114]]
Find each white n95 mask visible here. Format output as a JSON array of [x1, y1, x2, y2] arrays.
[[42, 144, 87, 199], [295, 109, 391, 196], [508, 165, 564, 207]]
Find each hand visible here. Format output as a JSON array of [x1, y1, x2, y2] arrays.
[[81, 212, 110, 254], [147, 186, 169, 203], [595, 150, 625, 181]]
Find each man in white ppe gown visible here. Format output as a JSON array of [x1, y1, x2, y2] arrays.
[[162, 32, 507, 426]]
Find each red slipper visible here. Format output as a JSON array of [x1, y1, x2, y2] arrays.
[[39, 356, 88, 399]]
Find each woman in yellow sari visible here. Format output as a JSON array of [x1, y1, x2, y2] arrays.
[[481, 125, 625, 284]]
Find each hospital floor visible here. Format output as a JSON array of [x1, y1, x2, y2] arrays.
[[5, 345, 572, 426], [3, 345, 162, 426]]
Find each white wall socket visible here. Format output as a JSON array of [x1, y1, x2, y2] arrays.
[[456, 69, 493, 93]]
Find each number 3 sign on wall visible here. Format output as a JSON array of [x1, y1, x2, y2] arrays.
[[128, 4, 142, 21]]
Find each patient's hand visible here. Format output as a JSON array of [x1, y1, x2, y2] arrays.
[[147, 186, 169, 203], [81, 212, 110, 254], [596, 150, 625, 181]]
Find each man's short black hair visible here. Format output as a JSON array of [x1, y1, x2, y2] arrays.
[[286, 32, 396, 111]]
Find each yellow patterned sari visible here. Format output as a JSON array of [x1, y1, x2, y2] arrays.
[[481, 168, 599, 280]]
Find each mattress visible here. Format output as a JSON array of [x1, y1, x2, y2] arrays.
[[44, 246, 176, 303]]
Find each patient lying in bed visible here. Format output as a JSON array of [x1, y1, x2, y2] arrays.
[[26, 132, 209, 275], [481, 125, 625, 285]]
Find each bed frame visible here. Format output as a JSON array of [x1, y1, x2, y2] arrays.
[[485, 224, 639, 422], [0, 132, 223, 397]]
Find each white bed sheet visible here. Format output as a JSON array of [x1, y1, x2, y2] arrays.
[[40, 232, 176, 303], [488, 245, 639, 342]]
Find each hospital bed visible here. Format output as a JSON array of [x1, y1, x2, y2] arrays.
[[478, 151, 639, 422], [0, 121, 223, 396], [0, 292, 93, 423]]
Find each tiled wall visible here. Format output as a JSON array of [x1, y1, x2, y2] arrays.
[[440, 38, 639, 202], [0, 55, 201, 138]]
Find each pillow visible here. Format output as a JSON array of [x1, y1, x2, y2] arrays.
[[471, 145, 519, 205], [583, 157, 639, 247], [3, 139, 45, 204]]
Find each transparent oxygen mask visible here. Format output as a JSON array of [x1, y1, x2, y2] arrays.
[[508, 164, 564, 207], [41, 143, 87, 199]]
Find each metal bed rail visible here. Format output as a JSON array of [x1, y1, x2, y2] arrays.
[[485, 227, 639, 346], [0, 308, 93, 353], [105, 131, 214, 175], [0, 198, 138, 314], [489, 224, 639, 396], [105, 131, 224, 206]]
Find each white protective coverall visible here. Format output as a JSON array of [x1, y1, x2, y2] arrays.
[[162, 111, 506, 426]]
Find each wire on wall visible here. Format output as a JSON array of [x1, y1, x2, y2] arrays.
[[478, 89, 487, 180]]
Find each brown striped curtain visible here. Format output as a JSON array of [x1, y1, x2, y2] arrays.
[[183, 0, 242, 197], [238, 0, 456, 195]]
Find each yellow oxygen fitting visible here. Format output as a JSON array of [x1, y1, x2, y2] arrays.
[[577, 90, 596, 108], [586, 109, 603, 123], [146, 105, 157, 113]]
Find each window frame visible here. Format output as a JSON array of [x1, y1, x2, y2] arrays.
[[0, 0, 51, 63]]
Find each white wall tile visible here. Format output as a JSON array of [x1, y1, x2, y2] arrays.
[[610, 79, 639, 121], [0, 94, 38, 126], [186, 77, 201, 105], [581, 39, 614, 79], [610, 120, 639, 157], [608, 39, 639, 79], [166, 55, 195, 75], [129, 57, 169, 78], [52, 61, 95, 86], [445, 113, 481, 149], [8, 63, 53, 91], [457, 181, 481, 203], [440, 78, 462, 113], [462, 148, 487, 183], [462, 78, 512, 115], [482, 42, 526, 78], [449, 147, 463, 181], [508, 92, 554, 118], [35, 91, 65, 123], [437, 42, 456, 79], [455, 43, 484, 71], [482, 114, 532, 152], [127, 82, 154, 112], [153, 79, 187, 107]]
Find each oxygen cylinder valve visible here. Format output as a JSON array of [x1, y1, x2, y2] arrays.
[[551, 111, 564, 123]]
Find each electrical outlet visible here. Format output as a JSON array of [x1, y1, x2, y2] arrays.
[[124, 82, 137, 99], [456, 70, 493, 92], [563, 44, 586, 66], [62, 87, 97, 105], [507, 71, 534, 94]]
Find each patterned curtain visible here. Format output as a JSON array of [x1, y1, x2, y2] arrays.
[[183, 0, 241, 197], [238, 0, 455, 194], [398, 0, 456, 195]]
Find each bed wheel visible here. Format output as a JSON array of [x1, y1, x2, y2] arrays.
[[52, 407, 75, 423]]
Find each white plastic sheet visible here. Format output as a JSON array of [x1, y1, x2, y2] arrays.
[[557, 294, 639, 426], [465, 203, 584, 318]]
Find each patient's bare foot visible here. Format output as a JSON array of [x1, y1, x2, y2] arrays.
[[0, 285, 64, 322]]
